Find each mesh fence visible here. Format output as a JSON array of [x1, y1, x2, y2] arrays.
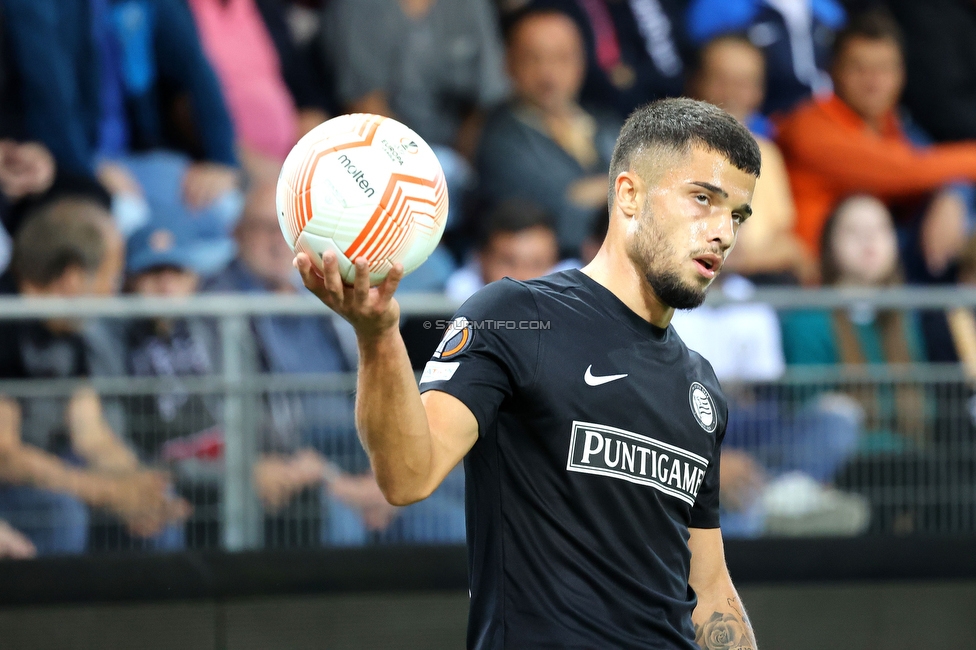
[[719, 364, 976, 537], [0, 290, 974, 555]]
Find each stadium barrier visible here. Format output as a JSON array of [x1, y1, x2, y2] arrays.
[[1, 287, 976, 553]]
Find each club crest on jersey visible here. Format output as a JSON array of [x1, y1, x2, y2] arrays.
[[689, 382, 717, 432], [433, 317, 473, 360]]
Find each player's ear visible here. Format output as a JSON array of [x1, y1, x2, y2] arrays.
[[614, 171, 641, 219]]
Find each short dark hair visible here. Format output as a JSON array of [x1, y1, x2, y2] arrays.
[[832, 9, 904, 63], [478, 199, 555, 251], [12, 197, 109, 288], [607, 98, 762, 207]]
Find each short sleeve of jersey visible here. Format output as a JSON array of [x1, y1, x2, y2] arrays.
[[688, 407, 726, 529], [418, 279, 540, 438]]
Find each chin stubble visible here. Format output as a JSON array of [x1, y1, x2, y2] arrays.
[[645, 267, 708, 310]]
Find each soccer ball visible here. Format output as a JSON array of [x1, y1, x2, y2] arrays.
[[276, 113, 449, 285]]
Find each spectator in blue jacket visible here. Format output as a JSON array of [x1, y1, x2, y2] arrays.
[[2, 0, 242, 273], [685, 0, 846, 115]]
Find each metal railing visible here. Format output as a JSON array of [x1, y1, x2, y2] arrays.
[[0, 287, 974, 555]]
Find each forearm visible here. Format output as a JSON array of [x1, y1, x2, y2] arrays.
[[67, 393, 140, 473], [77, 431, 140, 473], [356, 328, 435, 504], [692, 584, 757, 650], [0, 445, 111, 507]]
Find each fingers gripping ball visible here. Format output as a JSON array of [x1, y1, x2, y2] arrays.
[[276, 114, 449, 286]]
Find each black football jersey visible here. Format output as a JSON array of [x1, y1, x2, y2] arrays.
[[419, 269, 727, 650]]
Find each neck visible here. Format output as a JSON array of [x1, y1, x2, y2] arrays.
[[863, 115, 885, 132], [529, 98, 578, 121], [581, 244, 674, 329], [849, 102, 889, 133]]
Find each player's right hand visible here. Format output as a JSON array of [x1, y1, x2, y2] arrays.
[[294, 251, 404, 339]]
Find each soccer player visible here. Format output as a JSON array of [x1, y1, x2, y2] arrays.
[[295, 98, 761, 650]]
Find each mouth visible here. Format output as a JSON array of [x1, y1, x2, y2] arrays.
[[692, 253, 723, 280]]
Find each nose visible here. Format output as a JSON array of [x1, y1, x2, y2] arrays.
[[706, 210, 736, 252]]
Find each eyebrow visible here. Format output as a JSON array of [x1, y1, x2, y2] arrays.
[[691, 181, 728, 198], [691, 181, 753, 218]]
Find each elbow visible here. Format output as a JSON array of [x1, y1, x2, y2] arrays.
[[375, 475, 434, 507], [384, 491, 426, 507]]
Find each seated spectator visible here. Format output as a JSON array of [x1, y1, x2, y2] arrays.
[[446, 199, 560, 303], [0, 198, 189, 555], [187, 0, 330, 184], [688, 34, 771, 136], [780, 195, 929, 447], [2, 0, 242, 271], [782, 195, 972, 532], [688, 34, 815, 284], [776, 10, 976, 277], [477, 9, 621, 257], [886, 0, 976, 143], [208, 183, 466, 544], [120, 224, 222, 546], [686, 0, 847, 115], [513, 0, 689, 120]]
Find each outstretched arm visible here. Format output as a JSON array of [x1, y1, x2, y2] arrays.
[[688, 527, 757, 650], [295, 252, 479, 505]]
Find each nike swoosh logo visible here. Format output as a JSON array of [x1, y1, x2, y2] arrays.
[[584, 365, 628, 386]]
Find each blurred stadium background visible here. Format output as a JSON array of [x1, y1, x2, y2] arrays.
[[2, 0, 976, 648]]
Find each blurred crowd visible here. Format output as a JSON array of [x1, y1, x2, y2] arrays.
[[2, 0, 976, 557]]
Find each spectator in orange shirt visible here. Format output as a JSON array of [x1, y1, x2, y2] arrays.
[[776, 10, 976, 278]]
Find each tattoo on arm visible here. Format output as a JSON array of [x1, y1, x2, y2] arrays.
[[694, 608, 756, 650]]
